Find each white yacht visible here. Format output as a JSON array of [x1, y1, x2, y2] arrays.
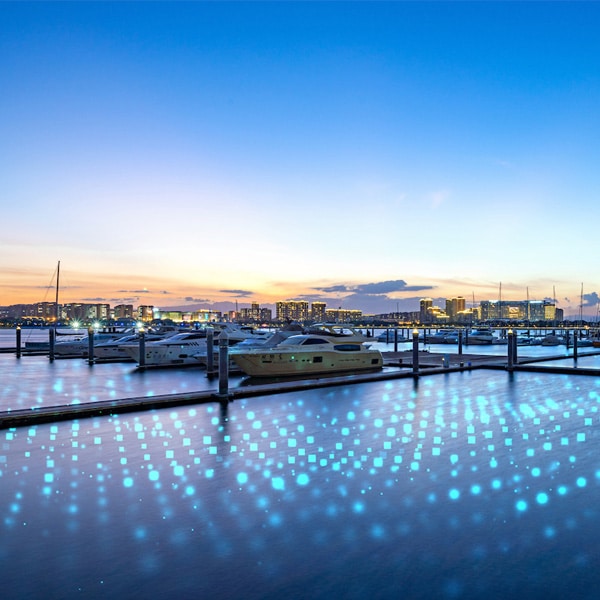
[[93, 328, 179, 361], [53, 328, 135, 357], [465, 328, 495, 345], [426, 329, 459, 344], [122, 323, 271, 367], [230, 324, 383, 378]]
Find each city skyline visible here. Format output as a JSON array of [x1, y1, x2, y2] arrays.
[[2, 3, 600, 318]]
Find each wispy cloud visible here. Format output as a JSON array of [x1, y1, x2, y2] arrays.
[[430, 190, 449, 209], [313, 280, 433, 295], [220, 289, 253, 297]]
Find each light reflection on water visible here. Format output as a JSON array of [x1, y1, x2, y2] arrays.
[[2, 369, 600, 598]]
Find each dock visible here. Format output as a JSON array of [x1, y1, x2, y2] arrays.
[[1, 348, 600, 430]]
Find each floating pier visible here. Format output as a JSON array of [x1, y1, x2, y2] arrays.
[[2, 347, 600, 430]]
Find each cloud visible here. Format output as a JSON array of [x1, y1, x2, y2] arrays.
[[354, 280, 433, 294], [185, 296, 211, 303], [313, 284, 349, 294], [307, 279, 437, 313], [314, 280, 433, 296], [430, 190, 449, 209], [220, 289, 253, 297], [116, 289, 172, 295], [583, 292, 599, 307]]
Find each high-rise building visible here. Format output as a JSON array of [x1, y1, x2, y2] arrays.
[[311, 302, 326, 322], [420, 298, 433, 323], [276, 301, 309, 322], [114, 304, 134, 319], [137, 305, 154, 322], [324, 308, 362, 322], [445, 297, 466, 321]]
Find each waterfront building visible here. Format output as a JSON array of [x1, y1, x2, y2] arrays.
[[137, 305, 154, 322], [445, 296, 466, 320], [420, 298, 433, 323], [259, 307, 272, 322], [544, 302, 557, 321], [276, 300, 309, 322], [324, 308, 362, 322], [193, 309, 221, 322], [114, 304, 134, 319], [311, 301, 327, 322]]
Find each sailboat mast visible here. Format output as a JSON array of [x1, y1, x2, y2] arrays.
[[55, 260, 60, 326], [499, 282, 502, 320]]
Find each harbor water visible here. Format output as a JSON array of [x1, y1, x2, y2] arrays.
[[2, 329, 600, 598]]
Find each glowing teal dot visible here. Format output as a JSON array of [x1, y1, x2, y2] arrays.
[[544, 526, 556, 538], [297, 473, 310, 486], [347, 411, 356, 421], [268, 513, 282, 527], [123, 477, 134, 488], [353, 501, 365, 514], [557, 485, 567, 495], [237, 472, 248, 485], [471, 485, 481, 495], [450, 454, 458, 465], [371, 524, 385, 538], [272, 477, 285, 491], [516, 500, 528, 512], [536, 492, 549, 505], [449, 489, 460, 500], [492, 479, 502, 490], [577, 477, 587, 488], [185, 486, 195, 496], [531, 467, 541, 477], [149, 470, 159, 482]]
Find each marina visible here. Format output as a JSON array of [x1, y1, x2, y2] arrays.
[[3, 328, 600, 599]]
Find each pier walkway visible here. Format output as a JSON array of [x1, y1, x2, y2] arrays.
[[1, 349, 600, 430]]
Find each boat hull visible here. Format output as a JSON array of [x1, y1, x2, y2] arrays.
[[231, 349, 383, 378]]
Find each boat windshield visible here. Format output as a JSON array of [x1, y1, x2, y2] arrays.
[[279, 335, 330, 347]]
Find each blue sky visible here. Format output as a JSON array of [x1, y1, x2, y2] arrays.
[[1, 2, 599, 317]]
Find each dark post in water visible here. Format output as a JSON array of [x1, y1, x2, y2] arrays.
[[573, 330, 578, 361], [412, 329, 419, 375], [49, 328, 55, 362], [458, 330, 463, 355], [138, 329, 146, 368], [88, 328, 95, 365], [394, 328, 398, 353], [15, 326, 21, 359], [218, 331, 229, 399], [507, 329, 514, 370], [206, 327, 215, 377]]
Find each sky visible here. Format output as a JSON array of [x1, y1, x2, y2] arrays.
[[1, 2, 600, 318]]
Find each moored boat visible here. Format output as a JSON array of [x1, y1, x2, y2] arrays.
[[465, 328, 495, 345], [230, 325, 383, 378], [122, 323, 272, 367]]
